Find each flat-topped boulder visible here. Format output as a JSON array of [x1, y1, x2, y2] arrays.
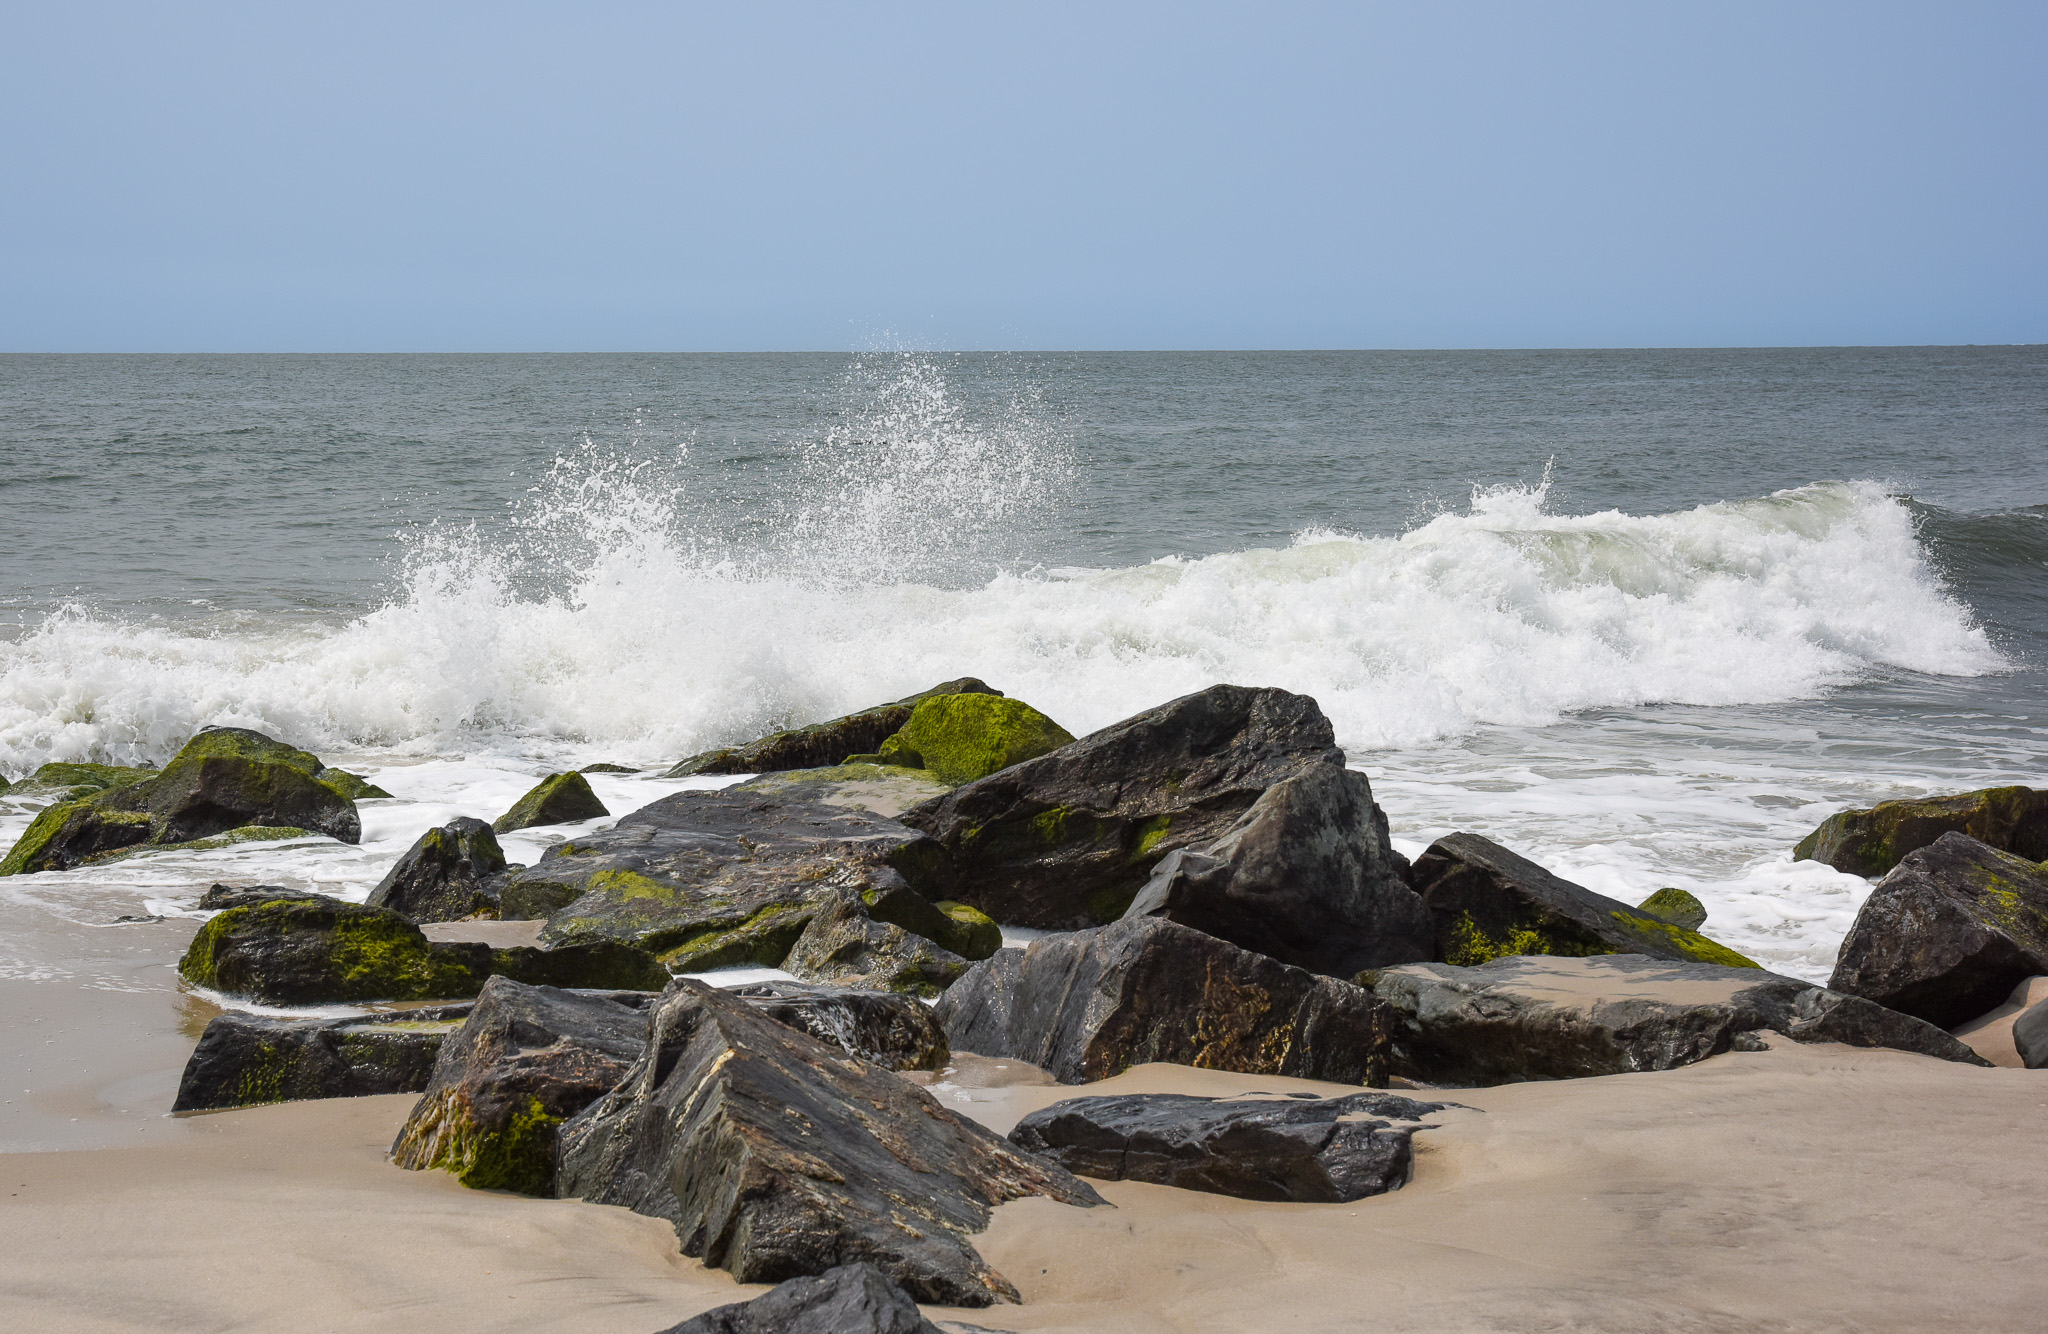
[[492, 771, 609, 834], [1829, 832, 2048, 1027], [654, 1264, 945, 1334], [366, 817, 513, 922], [1410, 832, 1758, 969], [723, 980, 948, 1071], [556, 980, 1104, 1306], [724, 763, 951, 818], [933, 915, 1388, 1086], [1009, 1090, 1460, 1203], [1795, 786, 2048, 877], [195, 882, 325, 912], [898, 684, 1357, 929], [664, 678, 1001, 778], [1121, 760, 1432, 975], [2, 727, 373, 875], [499, 789, 937, 972], [1363, 952, 1987, 1086], [173, 1004, 473, 1112]]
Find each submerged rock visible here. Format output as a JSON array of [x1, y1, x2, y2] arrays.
[[173, 1005, 472, 1112], [499, 789, 934, 971], [492, 771, 609, 834], [556, 979, 1104, 1306], [866, 692, 1075, 786], [784, 887, 971, 998], [933, 916, 1388, 1086], [0, 728, 366, 875], [1121, 761, 1432, 975], [662, 678, 1001, 778], [178, 896, 667, 1004], [1794, 786, 2048, 877], [1009, 1090, 1459, 1203], [366, 817, 511, 922], [1636, 887, 1709, 931], [654, 1263, 945, 1334], [1363, 952, 1988, 1086], [10, 761, 158, 802], [723, 981, 949, 1071], [1410, 832, 1758, 969], [1829, 832, 2048, 1028], [898, 684, 1354, 929], [392, 977, 654, 1196]]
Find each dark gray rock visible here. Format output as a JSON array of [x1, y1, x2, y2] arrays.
[[784, 887, 970, 998], [556, 979, 1104, 1306], [1410, 832, 1758, 968], [1794, 785, 2048, 877], [1829, 832, 2048, 1028], [493, 771, 609, 834], [1121, 761, 1432, 975], [725, 981, 949, 1071], [196, 883, 325, 912], [2012, 996, 2048, 1070], [1363, 952, 1988, 1086], [366, 817, 511, 922], [663, 679, 1001, 778], [898, 684, 1355, 929], [392, 977, 653, 1196], [173, 1004, 473, 1112], [655, 1263, 944, 1334], [1009, 1090, 1460, 1203], [500, 789, 935, 974], [933, 916, 1387, 1086]]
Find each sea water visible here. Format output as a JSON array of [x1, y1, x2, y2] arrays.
[[2, 348, 2044, 987]]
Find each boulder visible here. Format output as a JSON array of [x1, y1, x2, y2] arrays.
[[1120, 761, 1432, 975], [1795, 786, 2048, 877], [492, 771, 609, 834], [864, 692, 1075, 785], [365, 817, 511, 922], [178, 896, 667, 1004], [1828, 832, 2048, 1028], [173, 1005, 472, 1112], [391, 977, 654, 1195], [723, 981, 949, 1071], [654, 1263, 944, 1334], [499, 789, 934, 972], [784, 888, 971, 998], [725, 763, 950, 818], [555, 979, 1104, 1306], [2011, 996, 2048, 1070], [196, 882, 325, 911], [1637, 887, 1709, 931], [1410, 832, 1758, 968], [932, 916, 1387, 1086], [0, 728, 365, 875], [1009, 1090, 1459, 1203], [662, 678, 1001, 778], [11, 761, 158, 801], [898, 684, 1355, 929], [1363, 952, 1989, 1086]]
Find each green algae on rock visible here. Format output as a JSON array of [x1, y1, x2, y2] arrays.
[[1793, 785, 2048, 877], [11, 761, 159, 802], [1637, 887, 1709, 931], [872, 693, 1076, 786], [491, 771, 609, 834], [80, 824, 316, 866], [662, 677, 1001, 778], [173, 1006, 471, 1112], [366, 816, 510, 922], [784, 888, 971, 998]]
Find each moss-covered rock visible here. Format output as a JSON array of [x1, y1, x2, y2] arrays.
[[491, 771, 609, 834], [785, 888, 971, 998], [935, 900, 1003, 959], [663, 677, 1002, 778], [81, 825, 315, 866], [656, 902, 818, 972], [1794, 785, 2048, 877], [366, 817, 509, 922], [14, 761, 158, 801], [0, 800, 149, 875], [871, 693, 1075, 787], [173, 1006, 470, 1112], [1637, 887, 1709, 931]]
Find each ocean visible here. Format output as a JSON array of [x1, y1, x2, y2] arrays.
[[2, 347, 2045, 992]]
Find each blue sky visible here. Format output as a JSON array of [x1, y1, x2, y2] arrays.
[[3, 2, 2043, 351]]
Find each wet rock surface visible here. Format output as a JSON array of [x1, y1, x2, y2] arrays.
[[556, 979, 1104, 1306], [493, 771, 609, 834], [1829, 832, 2048, 1027], [2011, 996, 2048, 1069], [1795, 786, 2048, 877], [654, 1263, 945, 1334], [933, 916, 1388, 1086], [1121, 761, 1432, 975], [1364, 952, 1987, 1086], [366, 816, 512, 922], [173, 1004, 473, 1112], [195, 882, 325, 912], [663, 678, 1000, 778], [899, 684, 1354, 929], [1009, 1090, 1460, 1203], [784, 887, 971, 997], [724, 980, 949, 1071], [1410, 831, 1758, 969]]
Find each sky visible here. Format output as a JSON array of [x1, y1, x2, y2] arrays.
[[3, 2, 2044, 352]]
